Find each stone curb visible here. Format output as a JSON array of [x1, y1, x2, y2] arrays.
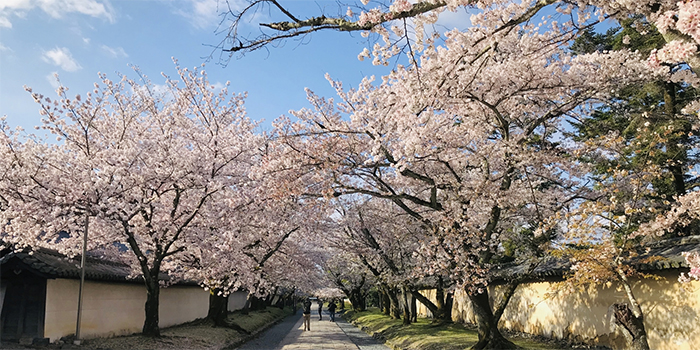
[[222, 310, 295, 350]]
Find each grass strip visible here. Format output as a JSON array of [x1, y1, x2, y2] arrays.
[[343, 308, 565, 350]]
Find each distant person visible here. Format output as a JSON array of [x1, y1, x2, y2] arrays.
[[302, 298, 312, 331], [328, 299, 337, 322], [318, 298, 323, 320]]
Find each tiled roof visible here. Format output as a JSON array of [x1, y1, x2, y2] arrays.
[[0, 246, 140, 283], [492, 235, 700, 283], [0, 246, 195, 285]]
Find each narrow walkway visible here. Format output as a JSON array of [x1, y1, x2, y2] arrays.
[[236, 304, 389, 350]]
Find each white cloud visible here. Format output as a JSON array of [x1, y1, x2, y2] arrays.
[[42, 47, 82, 72], [0, 0, 115, 28], [101, 44, 128, 58], [177, 0, 220, 29], [0, 16, 12, 28], [0, 43, 11, 52]]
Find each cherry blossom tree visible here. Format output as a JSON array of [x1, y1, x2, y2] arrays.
[[325, 251, 375, 312], [267, 9, 659, 344], [213, 1, 697, 73], [0, 63, 262, 337], [188, 193, 324, 326]]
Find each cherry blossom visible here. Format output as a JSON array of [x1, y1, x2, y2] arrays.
[[0, 62, 263, 336]]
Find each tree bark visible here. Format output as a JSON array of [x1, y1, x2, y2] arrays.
[[442, 291, 454, 323], [381, 289, 391, 315], [612, 303, 650, 350], [468, 289, 518, 350], [241, 295, 251, 315], [615, 269, 651, 350], [387, 288, 401, 319], [411, 289, 439, 318], [207, 291, 229, 327], [142, 278, 160, 337], [401, 286, 412, 325], [410, 292, 417, 323]]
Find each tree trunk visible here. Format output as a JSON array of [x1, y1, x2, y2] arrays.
[[349, 288, 366, 311], [612, 303, 650, 350], [241, 295, 251, 315], [142, 279, 160, 337], [401, 286, 411, 325], [207, 291, 229, 327], [615, 269, 651, 350], [381, 289, 391, 315], [378, 289, 384, 312], [468, 290, 517, 350], [387, 288, 401, 319], [442, 291, 454, 323], [411, 288, 440, 319], [410, 292, 417, 323]]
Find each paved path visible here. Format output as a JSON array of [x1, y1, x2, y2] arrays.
[[236, 304, 389, 350]]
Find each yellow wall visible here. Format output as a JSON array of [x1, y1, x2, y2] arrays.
[[44, 279, 209, 342], [419, 271, 700, 350]]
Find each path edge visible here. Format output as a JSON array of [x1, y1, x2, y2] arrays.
[[222, 310, 298, 350]]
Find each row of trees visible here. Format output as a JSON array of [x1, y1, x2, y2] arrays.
[[2, 1, 700, 349], [0, 64, 329, 336], [209, 0, 700, 349]]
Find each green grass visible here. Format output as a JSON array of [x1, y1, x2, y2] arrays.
[[228, 306, 294, 333], [343, 308, 567, 350]]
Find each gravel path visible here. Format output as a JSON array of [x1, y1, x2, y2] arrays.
[[235, 305, 389, 350], [234, 309, 304, 350]]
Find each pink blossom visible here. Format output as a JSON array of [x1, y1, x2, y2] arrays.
[[677, 0, 700, 43], [358, 8, 383, 26], [652, 40, 698, 64], [655, 11, 677, 34], [389, 0, 413, 13]]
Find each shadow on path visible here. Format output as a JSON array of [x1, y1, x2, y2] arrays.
[[235, 309, 304, 350], [234, 305, 389, 350]]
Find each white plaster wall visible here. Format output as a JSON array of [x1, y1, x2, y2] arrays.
[[418, 271, 700, 350], [159, 285, 209, 328], [228, 290, 248, 311], [44, 279, 208, 342]]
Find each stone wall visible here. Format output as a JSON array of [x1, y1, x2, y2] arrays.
[[418, 270, 700, 350]]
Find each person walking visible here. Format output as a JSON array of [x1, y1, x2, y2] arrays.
[[328, 299, 337, 322], [302, 298, 312, 331], [317, 298, 323, 320]]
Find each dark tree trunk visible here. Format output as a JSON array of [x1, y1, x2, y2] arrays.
[[436, 286, 446, 320], [410, 292, 417, 323], [401, 286, 411, 325], [250, 295, 266, 310], [381, 289, 391, 315], [142, 279, 160, 337], [387, 288, 401, 319], [349, 288, 366, 311], [442, 291, 454, 323], [468, 290, 518, 350], [241, 295, 251, 315], [206, 290, 250, 334], [207, 291, 229, 327], [613, 303, 650, 350]]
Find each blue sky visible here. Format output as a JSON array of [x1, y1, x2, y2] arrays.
[[1, 0, 459, 133]]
